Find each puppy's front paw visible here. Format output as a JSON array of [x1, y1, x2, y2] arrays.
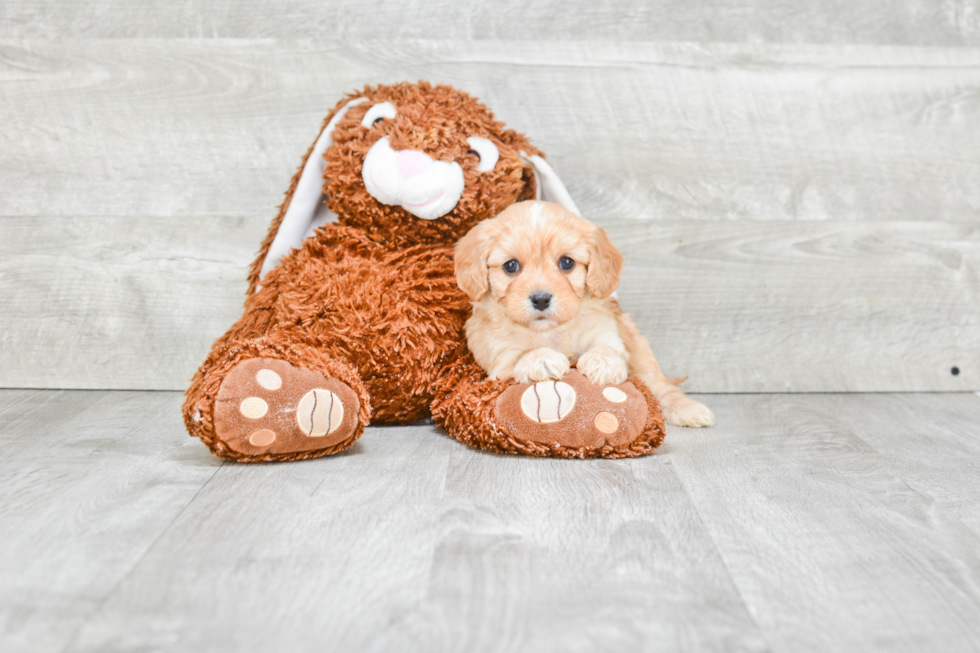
[[577, 349, 629, 386], [513, 348, 570, 384], [662, 397, 715, 428]]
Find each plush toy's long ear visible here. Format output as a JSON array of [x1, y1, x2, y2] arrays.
[[586, 226, 624, 299], [248, 96, 369, 293], [520, 152, 581, 217], [454, 219, 496, 301]]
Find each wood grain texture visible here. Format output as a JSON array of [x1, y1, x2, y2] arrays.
[[46, 391, 767, 653], [2, 389, 979, 652], [612, 218, 980, 393], [0, 215, 254, 391], [0, 390, 222, 653], [2, 40, 978, 392], [665, 392, 980, 652], [66, 432, 771, 653], [2, 216, 976, 392], [2, 40, 980, 224], [3, 0, 980, 45]]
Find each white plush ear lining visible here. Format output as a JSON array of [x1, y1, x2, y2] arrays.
[[260, 97, 369, 282], [520, 151, 581, 217]]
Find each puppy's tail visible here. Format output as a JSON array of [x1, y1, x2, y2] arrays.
[[665, 375, 689, 386]]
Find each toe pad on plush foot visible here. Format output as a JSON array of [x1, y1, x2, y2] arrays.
[[214, 358, 360, 458]]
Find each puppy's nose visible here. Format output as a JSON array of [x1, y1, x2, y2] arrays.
[[395, 149, 432, 179], [530, 291, 552, 312]]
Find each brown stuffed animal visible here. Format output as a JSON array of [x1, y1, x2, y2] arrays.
[[183, 81, 665, 461]]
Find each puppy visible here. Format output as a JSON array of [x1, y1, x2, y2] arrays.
[[455, 200, 714, 428]]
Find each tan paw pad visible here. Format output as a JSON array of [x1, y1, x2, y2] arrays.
[[594, 411, 619, 434], [240, 397, 268, 419], [255, 368, 282, 390], [248, 429, 277, 447], [520, 381, 576, 423], [602, 387, 627, 403], [296, 389, 345, 437]]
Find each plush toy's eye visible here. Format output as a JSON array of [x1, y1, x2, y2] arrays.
[[361, 102, 397, 128], [466, 136, 499, 172], [558, 257, 575, 271], [502, 259, 521, 274], [467, 149, 481, 161]]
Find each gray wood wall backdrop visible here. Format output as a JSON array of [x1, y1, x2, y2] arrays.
[[1, 3, 978, 393]]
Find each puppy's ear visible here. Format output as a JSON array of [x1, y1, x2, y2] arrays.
[[454, 220, 495, 300], [586, 226, 624, 299]]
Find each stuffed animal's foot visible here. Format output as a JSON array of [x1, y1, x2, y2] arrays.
[[494, 370, 663, 454], [213, 358, 361, 459]]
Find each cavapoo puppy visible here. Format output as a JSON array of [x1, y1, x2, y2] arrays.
[[454, 200, 714, 428]]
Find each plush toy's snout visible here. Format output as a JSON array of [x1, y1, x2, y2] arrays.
[[362, 136, 465, 220], [258, 85, 585, 283], [362, 134, 502, 220]]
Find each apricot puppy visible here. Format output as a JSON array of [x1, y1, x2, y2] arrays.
[[455, 200, 714, 428]]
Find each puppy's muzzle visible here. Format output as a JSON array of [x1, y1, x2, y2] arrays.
[[529, 291, 553, 312]]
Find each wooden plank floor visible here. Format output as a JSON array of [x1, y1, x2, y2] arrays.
[[2, 390, 979, 652]]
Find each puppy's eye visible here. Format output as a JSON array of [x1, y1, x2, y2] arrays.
[[558, 257, 575, 271], [361, 102, 397, 128], [502, 259, 521, 274]]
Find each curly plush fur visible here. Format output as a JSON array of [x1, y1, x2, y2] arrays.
[[183, 81, 666, 462]]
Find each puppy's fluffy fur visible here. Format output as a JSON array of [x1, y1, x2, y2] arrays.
[[455, 200, 714, 428]]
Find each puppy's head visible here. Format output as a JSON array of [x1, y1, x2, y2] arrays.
[[455, 200, 623, 331]]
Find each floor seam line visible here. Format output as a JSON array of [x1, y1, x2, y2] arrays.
[[664, 459, 776, 653], [59, 458, 228, 653]]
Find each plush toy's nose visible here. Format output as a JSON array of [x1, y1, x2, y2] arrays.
[[395, 149, 433, 180]]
